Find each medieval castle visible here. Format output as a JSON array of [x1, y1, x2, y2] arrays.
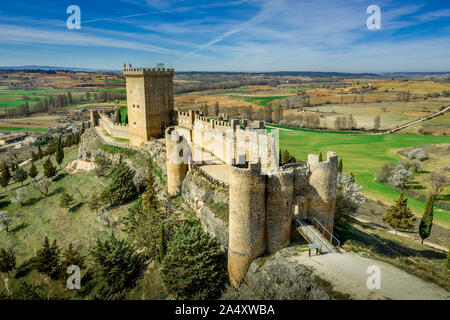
[[90, 67, 339, 288]]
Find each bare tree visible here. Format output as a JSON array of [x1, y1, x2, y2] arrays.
[[425, 172, 449, 199]]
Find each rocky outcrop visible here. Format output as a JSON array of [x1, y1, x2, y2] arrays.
[[181, 170, 229, 249], [222, 247, 331, 300], [143, 139, 167, 174]]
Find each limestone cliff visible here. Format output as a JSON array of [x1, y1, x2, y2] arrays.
[[181, 170, 229, 249], [222, 247, 332, 300]]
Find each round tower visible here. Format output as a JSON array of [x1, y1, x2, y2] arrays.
[[165, 128, 188, 196], [228, 163, 266, 288], [307, 151, 338, 232], [265, 167, 294, 253]]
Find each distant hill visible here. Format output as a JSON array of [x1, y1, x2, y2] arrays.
[[0, 65, 120, 73]]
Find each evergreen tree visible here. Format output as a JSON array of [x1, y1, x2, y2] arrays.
[[60, 243, 85, 280], [115, 111, 121, 124], [11, 282, 46, 300], [29, 162, 38, 179], [43, 158, 56, 178], [37, 146, 43, 160], [13, 167, 28, 186], [88, 194, 101, 212], [88, 233, 145, 299], [383, 193, 416, 235], [108, 161, 136, 205], [318, 152, 323, 162], [0, 165, 10, 191], [55, 137, 64, 168], [30, 237, 61, 279], [338, 158, 343, 173], [447, 246, 450, 269], [31, 151, 38, 162], [419, 196, 434, 244], [161, 222, 227, 299], [159, 223, 166, 262], [0, 248, 15, 277], [123, 160, 170, 259], [59, 190, 74, 212], [280, 149, 297, 165]]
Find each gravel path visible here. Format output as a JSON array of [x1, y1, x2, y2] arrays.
[[295, 251, 449, 300]]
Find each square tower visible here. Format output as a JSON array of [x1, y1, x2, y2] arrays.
[[124, 67, 174, 147]]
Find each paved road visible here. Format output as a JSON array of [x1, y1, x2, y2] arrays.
[[293, 251, 449, 300]]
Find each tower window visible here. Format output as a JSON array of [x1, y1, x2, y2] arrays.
[[133, 122, 136, 128]]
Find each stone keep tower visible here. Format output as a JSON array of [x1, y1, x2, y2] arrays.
[[124, 68, 174, 147]]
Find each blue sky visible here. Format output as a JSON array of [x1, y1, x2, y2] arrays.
[[0, 0, 449, 72]]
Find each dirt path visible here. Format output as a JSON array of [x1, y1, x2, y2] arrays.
[[294, 251, 449, 300]]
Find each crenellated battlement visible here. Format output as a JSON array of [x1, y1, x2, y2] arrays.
[[123, 68, 174, 77]]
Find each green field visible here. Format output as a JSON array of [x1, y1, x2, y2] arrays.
[[0, 88, 126, 110], [243, 96, 288, 107], [277, 129, 450, 227], [0, 126, 48, 132]]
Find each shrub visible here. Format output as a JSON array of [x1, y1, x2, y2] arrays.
[[374, 162, 396, 183], [406, 148, 428, 161], [390, 165, 413, 188], [162, 222, 227, 300], [12, 168, 28, 186], [398, 159, 422, 173]]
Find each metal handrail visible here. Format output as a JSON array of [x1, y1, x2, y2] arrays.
[[311, 217, 341, 249], [294, 216, 327, 253]]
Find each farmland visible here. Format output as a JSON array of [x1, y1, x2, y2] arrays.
[[276, 128, 450, 227]]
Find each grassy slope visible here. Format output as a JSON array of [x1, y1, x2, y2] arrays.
[[278, 130, 450, 227], [0, 149, 125, 264]]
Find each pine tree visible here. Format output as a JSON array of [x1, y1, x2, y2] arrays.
[[115, 110, 121, 124], [0, 248, 16, 277], [318, 152, 323, 162], [13, 167, 28, 186], [31, 151, 38, 162], [0, 164, 11, 191], [37, 146, 43, 160], [30, 237, 61, 279], [88, 233, 145, 299], [55, 137, 64, 168], [29, 162, 38, 179], [108, 161, 136, 205], [59, 190, 74, 211], [161, 222, 227, 299], [383, 193, 416, 235], [159, 223, 165, 262], [419, 196, 434, 244], [338, 158, 343, 173], [447, 246, 450, 269], [280, 149, 297, 165], [43, 158, 56, 178], [141, 159, 158, 212], [88, 193, 101, 212], [60, 243, 85, 279]]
